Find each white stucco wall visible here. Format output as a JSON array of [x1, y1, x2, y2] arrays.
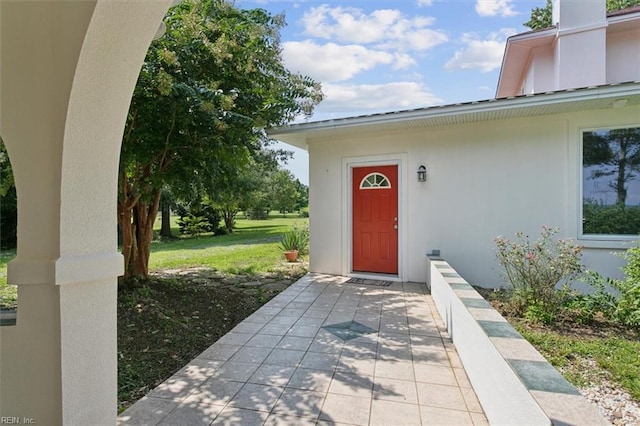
[[307, 105, 639, 287], [607, 27, 640, 85]]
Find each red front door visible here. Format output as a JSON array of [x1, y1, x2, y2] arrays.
[[352, 165, 398, 274]]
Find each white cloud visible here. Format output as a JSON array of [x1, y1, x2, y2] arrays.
[[282, 40, 415, 82], [417, 0, 434, 6], [475, 0, 517, 17], [444, 29, 516, 72], [317, 82, 443, 114], [301, 5, 447, 51]]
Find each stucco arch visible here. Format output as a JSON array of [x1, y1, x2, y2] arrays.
[[0, 1, 172, 423]]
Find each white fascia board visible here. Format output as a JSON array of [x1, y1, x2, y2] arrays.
[[268, 82, 640, 147]]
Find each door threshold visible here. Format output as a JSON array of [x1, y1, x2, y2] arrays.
[[349, 272, 401, 282]]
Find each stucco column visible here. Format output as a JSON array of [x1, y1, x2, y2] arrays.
[[0, 1, 171, 423]]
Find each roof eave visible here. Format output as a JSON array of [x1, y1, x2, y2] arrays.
[[269, 82, 640, 148]]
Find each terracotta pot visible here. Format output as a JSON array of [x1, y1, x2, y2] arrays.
[[284, 250, 298, 262]]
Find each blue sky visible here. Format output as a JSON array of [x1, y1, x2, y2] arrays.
[[236, 0, 547, 183]]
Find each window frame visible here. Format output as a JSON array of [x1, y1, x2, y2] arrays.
[[579, 123, 640, 242], [359, 172, 392, 190]]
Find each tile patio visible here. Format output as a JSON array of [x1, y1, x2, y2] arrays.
[[118, 273, 488, 425]]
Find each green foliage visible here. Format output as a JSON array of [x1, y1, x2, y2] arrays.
[[524, 0, 552, 30], [299, 207, 309, 218], [0, 139, 17, 250], [565, 271, 618, 324], [525, 0, 640, 29], [613, 246, 640, 327], [583, 200, 640, 235], [119, 0, 322, 276], [495, 227, 584, 324], [516, 326, 640, 400], [175, 202, 224, 236], [278, 222, 309, 255]]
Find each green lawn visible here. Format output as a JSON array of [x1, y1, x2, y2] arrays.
[[149, 214, 308, 275], [0, 213, 308, 307]]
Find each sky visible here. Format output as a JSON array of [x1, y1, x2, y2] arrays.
[[236, 0, 548, 184]]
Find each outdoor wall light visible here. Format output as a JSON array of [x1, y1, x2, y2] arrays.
[[417, 165, 427, 182]]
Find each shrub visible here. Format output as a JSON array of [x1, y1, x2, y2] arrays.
[[175, 203, 224, 236], [613, 246, 640, 328], [278, 223, 309, 255], [495, 226, 584, 323]]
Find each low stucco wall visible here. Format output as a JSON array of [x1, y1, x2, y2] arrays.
[[428, 256, 609, 425]]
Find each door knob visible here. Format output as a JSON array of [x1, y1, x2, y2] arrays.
[[394, 224, 398, 229]]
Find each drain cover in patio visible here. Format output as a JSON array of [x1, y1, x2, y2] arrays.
[[345, 277, 392, 287], [322, 320, 377, 341]]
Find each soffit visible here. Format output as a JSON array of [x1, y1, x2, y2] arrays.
[[269, 83, 640, 149]]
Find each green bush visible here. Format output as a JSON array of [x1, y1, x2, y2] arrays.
[[278, 223, 309, 255], [583, 200, 640, 235], [613, 246, 640, 328], [175, 203, 224, 236], [495, 227, 584, 324], [299, 207, 309, 218]]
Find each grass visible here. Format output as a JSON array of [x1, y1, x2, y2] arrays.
[[481, 289, 640, 404], [515, 323, 640, 400], [0, 213, 308, 308], [0, 250, 16, 308], [150, 215, 307, 275]]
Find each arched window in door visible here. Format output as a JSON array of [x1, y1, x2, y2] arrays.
[[359, 172, 391, 189]]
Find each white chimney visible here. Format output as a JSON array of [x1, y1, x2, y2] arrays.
[[552, 0, 608, 90]]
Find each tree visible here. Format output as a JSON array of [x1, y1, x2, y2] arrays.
[[584, 128, 640, 206], [119, 0, 322, 277], [524, 0, 640, 30], [270, 170, 300, 216], [0, 138, 17, 250]]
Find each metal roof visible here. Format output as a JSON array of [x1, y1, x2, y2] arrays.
[[268, 81, 640, 149]]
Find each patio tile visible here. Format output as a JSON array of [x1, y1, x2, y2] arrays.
[[271, 388, 325, 418], [248, 364, 296, 387], [211, 406, 270, 426], [319, 393, 371, 425], [175, 358, 224, 380], [117, 397, 178, 425], [337, 356, 376, 376], [416, 383, 466, 410], [410, 334, 445, 351], [374, 359, 414, 381], [373, 376, 418, 404], [411, 347, 450, 366], [209, 361, 260, 382], [287, 367, 333, 392], [184, 378, 244, 405], [199, 344, 242, 361], [228, 383, 284, 412], [157, 402, 223, 425], [147, 375, 205, 401], [216, 332, 254, 346], [369, 399, 421, 426], [329, 371, 373, 398], [263, 348, 306, 367], [299, 351, 341, 371], [276, 335, 313, 351], [230, 321, 264, 334], [269, 315, 299, 326], [264, 414, 318, 426], [294, 316, 326, 327], [413, 364, 458, 386], [420, 406, 474, 425], [229, 346, 273, 364], [470, 412, 490, 425], [120, 275, 488, 426], [260, 323, 292, 336], [287, 324, 321, 338], [245, 334, 282, 348]]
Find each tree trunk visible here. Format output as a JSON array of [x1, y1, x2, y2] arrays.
[[119, 189, 162, 278], [222, 207, 235, 233], [160, 201, 173, 238]]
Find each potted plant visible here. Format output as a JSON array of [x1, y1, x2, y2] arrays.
[[279, 223, 309, 262]]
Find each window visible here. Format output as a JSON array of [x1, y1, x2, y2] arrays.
[[360, 173, 391, 189], [582, 126, 640, 237]]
